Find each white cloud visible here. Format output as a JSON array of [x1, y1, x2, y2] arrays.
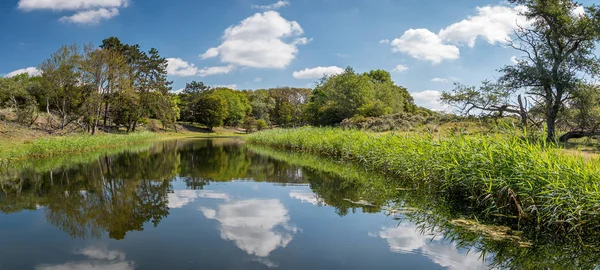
[[200, 199, 298, 257], [254, 77, 263, 82], [17, 0, 128, 11], [293, 66, 344, 79], [289, 190, 325, 206], [167, 190, 200, 209], [5, 67, 41, 77], [411, 90, 449, 112], [374, 225, 487, 270], [292, 37, 312, 45], [379, 39, 390, 44], [431, 78, 449, 83], [36, 246, 134, 270], [510, 56, 519, 64], [439, 5, 528, 47], [198, 65, 235, 77], [200, 48, 219, 59], [171, 88, 184, 94], [252, 0, 290, 10], [59, 8, 119, 24], [572, 6, 585, 17], [201, 11, 307, 68], [198, 190, 230, 201], [167, 58, 233, 77], [213, 84, 238, 90], [18, 0, 128, 24], [392, 64, 409, 73], [390, 29, 459, 64], [167, 58, 199, 77]]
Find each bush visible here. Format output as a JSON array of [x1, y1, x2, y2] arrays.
[[256, 119, 268, 131]]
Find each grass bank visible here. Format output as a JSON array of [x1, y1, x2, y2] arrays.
[[247, 127, 600, 234], [0, 132, 158, 162]]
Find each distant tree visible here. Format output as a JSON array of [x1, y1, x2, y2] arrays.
[[256, 119, 268, 131], [40, 44, 84, 130], [441, 81, 530, 128], [212, 88, 251, 126], [195, 92, 228, 131], [245, 89, 275, 122], [0, 74, 39, 126], [306, 67, 415, 125], [243, 116, 256, 133]]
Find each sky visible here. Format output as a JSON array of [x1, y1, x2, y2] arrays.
[[0, 0, 597, 111]]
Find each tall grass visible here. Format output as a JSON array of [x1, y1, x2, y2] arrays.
[[248, 127, 600, 233], [0, 132, 157, 162]]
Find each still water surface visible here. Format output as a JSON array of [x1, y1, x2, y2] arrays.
[[1, 139, 503, 269]]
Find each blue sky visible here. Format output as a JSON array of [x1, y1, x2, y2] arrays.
[[1, 0, 597, 110]]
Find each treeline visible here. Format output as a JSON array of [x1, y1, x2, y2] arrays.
[[178, 67, 427, 132], [0, 37, 178, 134], [1, 38, 427, 134]]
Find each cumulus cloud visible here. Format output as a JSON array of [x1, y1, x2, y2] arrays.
[[572, 5, 585, 17], [59, 8, 119, 24], [374, 225, 487, 270], [252, 0, 290, 10], [167, 58, 234, 77], [386, 5, 528, 63], [168, 190, 230, 209], [4, 67, 41, 77], [392, 64, 409, 73], [200, 199, 298, 257], [431, 78, 449, 83], [292, 66, 344, 79], [201, 11, 308, 68], [213, 84, 238, 90], [439, 5, 528, 47], [36, 246, 134, 270], [379, 39, 390, 44], [17, 0, 129, 24], [17, 0, 129, 11], [411, 90, 449, 112], [289, 190, 325, 206], [390, 29, 460, 64]]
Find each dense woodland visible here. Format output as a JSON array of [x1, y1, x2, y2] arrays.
[[1, 0, 599, 142]]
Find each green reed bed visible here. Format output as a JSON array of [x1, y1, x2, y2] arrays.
[[248, 127, 600, 233], [0, 132, 157, 162]]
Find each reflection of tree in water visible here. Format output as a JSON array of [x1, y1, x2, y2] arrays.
[[1, 144, 178, 240]]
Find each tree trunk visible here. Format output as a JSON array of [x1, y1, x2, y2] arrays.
[[559, 131, 600, 142], [102, 102, 110, 130], [131, 120, 137, 132]]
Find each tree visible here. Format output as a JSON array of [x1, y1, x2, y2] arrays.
[[245, 89, 275, 123], [441, 81, 530, 128], [40, 44, 84, 130], [306, 67, 415, 125], [81, 46, 132, 134], [501, 0, 600, 141], [195, 92, 228, 131], [212, 88, 251, 126], [558, 83, 600, 141], [0, 74, 39, 126]]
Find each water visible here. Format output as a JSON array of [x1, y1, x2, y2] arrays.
[[0, 139, 596, 270]]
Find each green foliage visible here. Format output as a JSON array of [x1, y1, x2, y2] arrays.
[[500, 0, 600, 141], [306, 67, 416, 125], [248, 127, 600, 234], [212, 88, 251, 126], [195, 92, 228, 130], [255, 119, 268, 131]]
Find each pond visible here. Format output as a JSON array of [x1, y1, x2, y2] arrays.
[[0, 139, 597, 270]]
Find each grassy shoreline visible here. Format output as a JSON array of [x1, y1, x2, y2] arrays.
[[247, 127, 600, 234], [0, 126, 243, 162]]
